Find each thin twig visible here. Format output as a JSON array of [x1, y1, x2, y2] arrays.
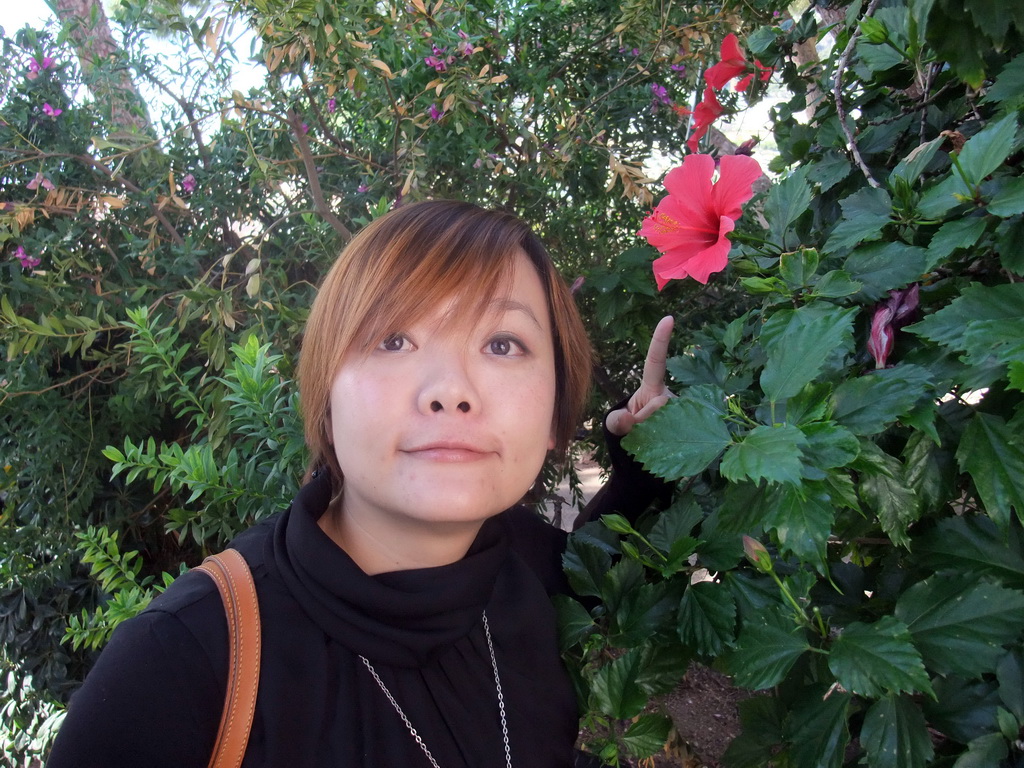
[[286, 109, 353, 242], [833, 0, 883, 189]]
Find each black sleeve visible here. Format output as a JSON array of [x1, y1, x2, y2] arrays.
[[572, 407, 674, 530], [46, 591, 225, 768]]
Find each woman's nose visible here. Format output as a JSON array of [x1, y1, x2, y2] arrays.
[[417, 352, 479, 415]]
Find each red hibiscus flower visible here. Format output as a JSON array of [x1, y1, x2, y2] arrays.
[[704, 33, 773, 92], [639, 154, 762, 288], [705, 34, 748, 89], [686, 85, 724, 152]]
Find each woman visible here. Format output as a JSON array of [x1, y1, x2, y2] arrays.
[[48, 200, 673, 768]]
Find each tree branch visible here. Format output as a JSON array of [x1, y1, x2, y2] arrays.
[[834, 0, 883, 189], [286, 109, 352, 242]]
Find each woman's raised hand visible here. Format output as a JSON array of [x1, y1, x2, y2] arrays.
[[605, 315, 675, 437]]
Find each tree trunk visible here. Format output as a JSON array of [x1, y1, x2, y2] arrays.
[[53, 0, 154, 137]]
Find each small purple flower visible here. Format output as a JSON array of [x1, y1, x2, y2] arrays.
[[428, 103, 445, 121], [13, 246, 40, 270], [327, 98, 337, 113], [357, 183, 369, 193], [180, 174, 197, 194], [473, 158, 483, 168], [631, 48, 640, 57], [650, 83, 671, 105], [458, 30, 469, 40], [671, 63, 686, 76], [457, 40, 474, 57], [42, 103, 63, 118], [424, 55, 447, 72], [26, 55, 55, 80], [26, 172, 55, 191]]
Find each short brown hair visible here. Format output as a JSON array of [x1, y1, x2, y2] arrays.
[[298, 200, 592, 485]]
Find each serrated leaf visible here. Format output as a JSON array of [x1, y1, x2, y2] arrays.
[[785, 688, 851, 768], [895, 574, 1024, 676], [909, 283, 1024, 350], [824, 187, 893, 253], [800, 422, 860, 471], [678, 580, 736, 656], [589, 647, 648, 718], [902, 428, 956, 515], [843, 242, 929, 301], [765, 484, 835, 570], [622, 386, 731, 481], [925, 676, 1001, 744], [721, 425, 809, 486], [855, 442, 920, 548], [828, 616, 933, 698], [956, 113, 1019, 187], [562, 534, 613, 598], [554, 595, 595, 652], [727, 620, 810, 689], [721, 697, 787, 768], [760, 303, 856, 403], [779, 248, 820, 287], [915, 515, 1024, 590], [997, 650, 1024, 721], [765, 168, 812, 248], [957, 412, 1024, 530], [833, 365, 934, 435], [647, 496, 703, 553], [989, 176, 1024, 217], [611, 582, 672, 647], [982, 53, 1024, 107], [811, 270, 862, 298], [861, 695, 934, 768], [952, 733, 1009, 768], [925, 217, 988, 267], [622, 714, 672, 759], [890, 137, 945, 186]]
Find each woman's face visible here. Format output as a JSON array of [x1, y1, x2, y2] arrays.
[[328, 249, 558, 532]]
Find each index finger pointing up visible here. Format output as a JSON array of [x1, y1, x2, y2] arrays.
[[641, 315, 675, 389]]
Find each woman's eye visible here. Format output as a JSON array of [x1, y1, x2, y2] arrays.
[[380, 334, 409, 352], [487, 337, 523, 356]]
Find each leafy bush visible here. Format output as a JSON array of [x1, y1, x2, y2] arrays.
[[561, 3, 1024, 766]]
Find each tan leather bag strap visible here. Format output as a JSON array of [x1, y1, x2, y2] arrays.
[[195, 549, 261, 768]]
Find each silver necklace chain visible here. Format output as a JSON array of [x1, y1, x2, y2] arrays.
[[359, 611, 512, 768]]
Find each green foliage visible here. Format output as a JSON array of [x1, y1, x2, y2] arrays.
[[559, 1, 1024, 765]]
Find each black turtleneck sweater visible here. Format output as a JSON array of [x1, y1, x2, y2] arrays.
[[47, 438, 670, 768]]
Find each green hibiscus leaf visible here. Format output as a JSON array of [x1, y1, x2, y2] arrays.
[[779, 248, 820, 288], [924, 676, 1001, 745], [843, 241, 929, 301], [824, 186, 893, 253], [647, 496, 703, 554], [563, 531, 613, 597], [854, 442, 920, 549], [957, 412, 1024, 530], [589, 646, 648, 718], [833, 365, 934, 436], [828, 616, 934, 698], [982, 53, 1024, 108], [611, 581, 673, 647], [622, 385, 730, 481], [925, 217, 989, 268], [785, 687, 851, 768], [765, 484, 834, 570], [909, 283, 1024, 349], [760, 303, 856, 403], [726, 618, 810, 689], [765, 167, 812, 249], [890, 136, 945, 186], [915, 515, 1024, 591], [989, 176, 1024, 217], [895, 573, 1024, 677], [721, 424, 809, 486], [553, 595, 595, 652], [861, 695, 934, 768], [902, 428, 956, 515], [962, 317, 1024, 371], [678, 580, 737, 657], [721, 697, 787, 768], [800, 422, 860, 471], [952, 734, 1009, 768], [621, 714, 672, 759], [956, 113, 1019, 187], [810, 269, 862, 298], [997, 650, 1024, 721]]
